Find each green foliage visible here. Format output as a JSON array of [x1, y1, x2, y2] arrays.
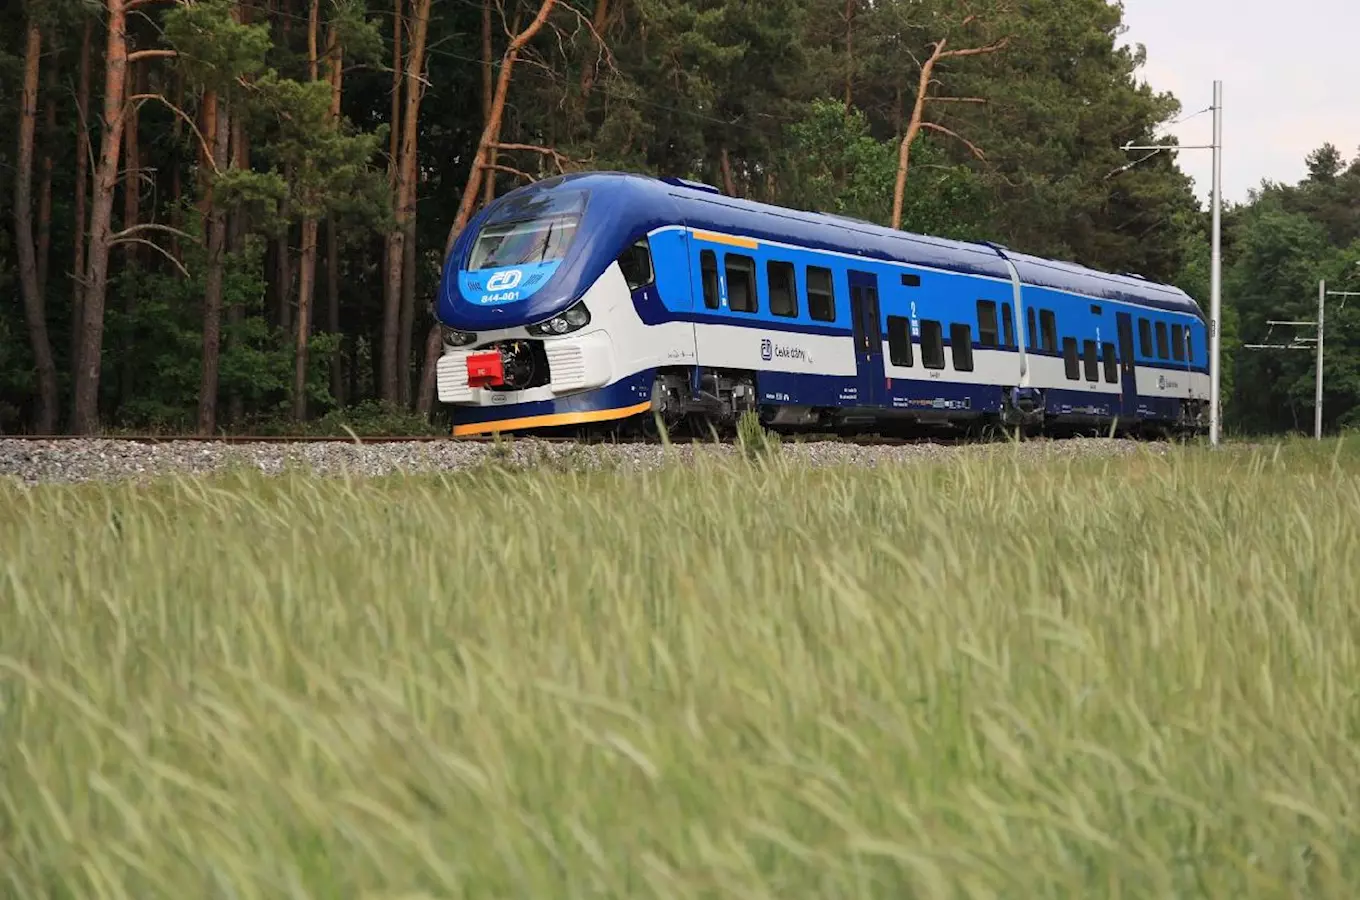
[[163, 0, 272, 94]]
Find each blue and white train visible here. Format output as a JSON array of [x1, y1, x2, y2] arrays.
[[434, 170, 1209, 438]]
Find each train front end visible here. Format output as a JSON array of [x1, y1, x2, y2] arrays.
[[433, 177, 655, 437]]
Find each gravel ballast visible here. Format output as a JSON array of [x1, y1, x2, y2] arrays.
[[0, 437, 1173, 486]]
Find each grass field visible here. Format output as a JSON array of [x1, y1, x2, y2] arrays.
[[3, 438, 1359, 898]]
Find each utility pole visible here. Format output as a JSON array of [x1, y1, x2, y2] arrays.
[[1243, 278, 1356, 440], [1117, 80, 1223, 445]]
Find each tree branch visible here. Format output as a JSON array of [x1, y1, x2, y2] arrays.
[[127, 93, 221, 175], [126, 49, 179, 64], [107, 237, 191, 278], [937, 37, 1009, 60], [930, 96, 989, 104], [486, 163, 538, 182], [491, 141, 573, 173], [921, 121, 986, 160], [111, 222, 197, 243]]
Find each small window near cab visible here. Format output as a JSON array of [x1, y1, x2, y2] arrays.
[[1186, 329, 1194, 361], [1082, 339, 1099, 382], [807, 266, 836, 321], [977, 300, 999, 346], [1063, 337, 1080, 380], [700, 250, 719, 309], [1002, 303, 1015, 347], [887, 316, 913, 367], [1155, 322, 1169, 359], [617, 238, 654, 291], [951, 323, 975, 371], [1102, 342, 1118, 383], [901, 273, 921, 287], [1139, 318, 1153, 356], [1041, 310, 1059, 353], [725, 254, 758, 313], [767, 260, 798, 317], [1171, 324, 1186, 361], [921, 320, 946, 369], [1027, 308, 1038, 349]]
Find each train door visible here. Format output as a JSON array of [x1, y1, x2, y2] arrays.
[[1116, 312, 1138, 418], [848, 270, 883, 408]]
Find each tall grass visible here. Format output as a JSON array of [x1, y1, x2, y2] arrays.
[[2, 441, 1359, 898]]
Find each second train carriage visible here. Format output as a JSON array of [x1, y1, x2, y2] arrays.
[[433, 170, 1209, 438]]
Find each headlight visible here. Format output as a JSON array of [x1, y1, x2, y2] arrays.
[[441, 324, 478, 347], [527, 301, 591, 337]]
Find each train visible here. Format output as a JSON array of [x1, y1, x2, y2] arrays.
[[433, 170, 1209, 439]]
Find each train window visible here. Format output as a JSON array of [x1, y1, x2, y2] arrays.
[[920, 320, 946, 369], [1027, 307, 1038, 350], [1082, 339, 1099, 382], [617, 238, 654, 291], [725, 254, 757, 313], [951, 323, 974, 371], [1138, 318, 1153, 356], [1063, 338, 1080, 380], [1186, 329, 1194, 361], [901, 273, 921, 287], [806, 266, 836, 321], [767, 260, 798, 317], [1090, 304, 1103, 316], [1002, 303, 1015, 347], [1102, 342, 1118, 383], [1155, 321, 1169, 359], [1040, 309, 1058, 353], [887, 315, 913, 367], [1171, 324, 1186, 361], [977, 300, 999, 346], [700, 250, 719, 309]]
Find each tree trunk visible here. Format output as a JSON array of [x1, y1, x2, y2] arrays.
[[843, 0, 854, 110], [123, 59, 141, 265], [481, 0, 497, 206], [71, 21, 93, 382], [380, 0, 408, 404], [417, 0, 559, 416], [385, 0, 431, 406], [293, 217, 319, 420], [719, 145, 736, 196], [327, 23, 345, 405], [397, 211, 417, 406], [293, 0, 322, 421], [197, 97, 231, 435], [37, 54, 57, 301], [15, 20, 59, 434], [227, 114, 248, 426]]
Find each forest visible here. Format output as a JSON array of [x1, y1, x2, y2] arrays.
[[1, 0, 1357, 436]]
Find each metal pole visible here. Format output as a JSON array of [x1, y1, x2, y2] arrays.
[[1209, 80, 1223, 447], [1316, 279, 1325, 440]]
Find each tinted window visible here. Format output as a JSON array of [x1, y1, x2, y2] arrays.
[[1138, 318, 1153, 356], [1155, 322, 1169, 359], [1063, 337, 1080, 380], [887, 315, 913, 367], [807, 266, 835, 321], [977, 300, 999, 346], [618, 238, 654, 291], [726, 254, 757, 313], [700, 250, 719, 309], [1102, 342, 1118, 383], [901, 273, 921, 287], [1186, 328, 1194, 361], [469, 214, 580, 270], [1040, 310, 1058, 353], [1171, 324, 1186, 361], [1082, 339, 1099, 382], [921, 320, 946, 369], [1027, 307, 1038, 350], [1002, 303, 1015, 347], [951, 323, 974, 371], [767, 260, 797, 317]]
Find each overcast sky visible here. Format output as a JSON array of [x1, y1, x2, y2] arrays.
[[1118, 0, 1359, 206]]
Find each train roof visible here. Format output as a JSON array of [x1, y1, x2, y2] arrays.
[[521, 170, 1205, 319]]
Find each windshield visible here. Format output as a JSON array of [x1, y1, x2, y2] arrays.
[[467, 215, 580, 271]]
